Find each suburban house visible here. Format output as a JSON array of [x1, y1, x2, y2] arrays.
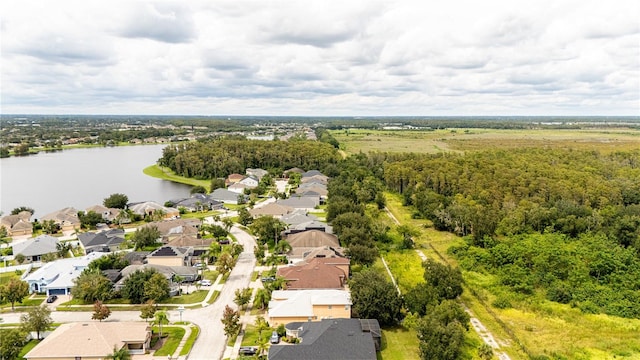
[[128, 201, 179, 220], [23, 252, 106, 295], [228, 182, 251, 194], [210, 188, 245, 204], [84, 204, 121, 223], [301, 170, 324, 178], [285, 230, 341, 261], [285, 220, 333, 235], [140, 218, 201, 243], [268, 289, 352, 326], [277, 257, 350, 290], [77, 228, 125, 254], [146, 245, 193, 267], [12, 234, 59, 262], [225, 173, 245, 186], [246, 168, 268, 180], [0, 211, 33, 237], [281, 212, 317, 226], [249, 203, 294, 219], [24, 322, 151, 359], [115, 263, 198, 290], [301, 246, 346, 262], [239, 175, 259, 188], [277, 196, 320, 211], [41, 207, 81, 233], [166, 233, 214, 249], [169, 193, 224, 212], [269, 318, 380, 360]]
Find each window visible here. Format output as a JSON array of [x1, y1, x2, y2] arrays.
[[328, 305, 332, 309], [345, 305, 349, 310]]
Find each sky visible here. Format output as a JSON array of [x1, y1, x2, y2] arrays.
[[1, 0, 639, 116]]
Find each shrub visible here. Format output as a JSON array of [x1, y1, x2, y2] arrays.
[[492, 296, 512, 309]]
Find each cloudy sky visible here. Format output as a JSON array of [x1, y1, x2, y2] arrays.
[[1, 0, 638, 116]]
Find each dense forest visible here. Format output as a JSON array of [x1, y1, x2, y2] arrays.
[[158, 138, 341, 179], [380, 149, 640, 318]]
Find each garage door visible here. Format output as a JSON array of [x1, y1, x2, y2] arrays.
[[47, 288, 66, 296]]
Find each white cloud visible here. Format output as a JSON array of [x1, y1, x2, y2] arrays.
[[1, 0, 638, 116]]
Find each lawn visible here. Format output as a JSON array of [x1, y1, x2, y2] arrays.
[[378, 326, 419, 360], [152, 326, 186, 356], [180, 324, 200, 356], [240, 324, 274, 347], [19, 339, 39, 360], [162, 290, 208, 304], [143, 165, 211, 189]]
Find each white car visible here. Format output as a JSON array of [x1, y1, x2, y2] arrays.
[[198, 279, 212, 286]]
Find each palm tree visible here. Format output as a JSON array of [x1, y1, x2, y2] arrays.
[[274, 240, 292, 255], [222, 218, 234, 232], [253, 288, 271, 310], [154, 310, 169, 337], [254, 316, 269, 342], [105, 345, 131, 360]]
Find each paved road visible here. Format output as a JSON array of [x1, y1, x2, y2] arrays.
[[184, 225, 256, 360]]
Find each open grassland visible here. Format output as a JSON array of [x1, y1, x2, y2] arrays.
[[384, 192, 640, 359], [332, 128, 640, 155]]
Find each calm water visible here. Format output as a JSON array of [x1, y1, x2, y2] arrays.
[[0, 145, 191, 218]]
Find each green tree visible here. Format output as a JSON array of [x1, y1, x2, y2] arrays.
[[11, 206, 34, 215], [478, 343, 494, 360], [238, 207, 252, 225], [422, 259, 464, 300], [14, 253, 26, 264], [79, 210, 104, 229], [121, 268, 158, 304], [131, 226, 161, 250], [221, 305, 240, 338], [0, 328, 27, 360], [144, 273, 170, 303], [190, 185, 208, 195], [253, 288, 271, 310], [417, 300, 469, 360], [349, 270, 402, 326], [274, 240, 292, 254], [0, 278, 29, 311], [56, 241, 72, 257], [249, 216, 286, 245], [233, 287, 252, 311], [154, 310, 169, 337], [72, 269, 113, 303], [103, 193, 129, 209], [254, 245, 265, 265], [211, 178, 226, 191], [222, 218, 234, 232], [20, 305, 52, 340], [41, 219, 59, 234], [405, 283, 437, 316], [92, 300, 111, 322], [104, 345, 132, 360], [216, 252, 236, 277], [140, 300, 157, 322], [88, 252, 129, 271]]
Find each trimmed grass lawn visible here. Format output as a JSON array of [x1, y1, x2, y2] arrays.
[[143, 165, 211, 189], [19, 339, 39, 359], [240, 324, 273, 347], [163, 290, 207, 304], [153, 326, 186, 356], [379, 326, 419, 360], [180, 325, 200, 356]]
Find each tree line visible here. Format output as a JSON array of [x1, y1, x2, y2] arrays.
[[158, 138, 341, 179]]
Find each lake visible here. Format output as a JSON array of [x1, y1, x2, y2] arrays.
[[0, 145, 192, 218]]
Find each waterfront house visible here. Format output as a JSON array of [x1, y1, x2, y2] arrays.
[[41, 207, 81, 233], [246, 168, 268, 180], [0, 211, 33, 237]]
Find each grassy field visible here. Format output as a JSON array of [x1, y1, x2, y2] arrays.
[[152, 326, 186, 356], [332, 128, 640, 155], [383, 191, 640, 359]]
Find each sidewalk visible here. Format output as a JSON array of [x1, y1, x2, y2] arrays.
[[223, 273, 264, 359]]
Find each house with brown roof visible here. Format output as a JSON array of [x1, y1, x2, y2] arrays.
[[139, 218, 201, 243], [41, 207, 81, 233], [278, 257, 350, 290], [0, 211, 33, 237], [24, 322, 151, 359], [286, 230, 340, 261], [128, 201, 179, 220], [84, 204, 121, 223], [225, 173, 245, 186]]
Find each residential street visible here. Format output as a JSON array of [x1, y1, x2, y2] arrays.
[[1, 225, 257, 360]]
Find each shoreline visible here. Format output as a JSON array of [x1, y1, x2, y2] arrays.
[[143, 164, 211, 190]]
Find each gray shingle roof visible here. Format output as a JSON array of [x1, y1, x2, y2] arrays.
[[269, 319, 377, 360], [12, 235, 59, 256]]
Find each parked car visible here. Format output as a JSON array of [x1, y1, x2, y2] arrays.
[[261, 276, 276, 283], [46, 295, 58, 303], [239, 346, 257, 355], [193, 262, 205, 268], [218, 239, 230, 245], [270, 330, 280, 344], [198, 279, 212, 286]]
